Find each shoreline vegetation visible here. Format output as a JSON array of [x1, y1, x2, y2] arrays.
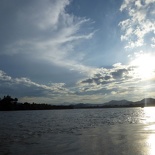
[[0, 95, 155, 111]]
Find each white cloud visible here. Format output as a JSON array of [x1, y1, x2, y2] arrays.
[[145, 0, 155, 4], [0, 70, 12, 81], [75, 59, 155, 102], [0, 70, 71, 98], [3, 0, 95, 75], [119, 0, 155, 49], [17, 0, 70, 30], [151, 37, 155, 47]]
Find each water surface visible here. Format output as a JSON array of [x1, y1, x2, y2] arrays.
[[0, 108, 155, 155]]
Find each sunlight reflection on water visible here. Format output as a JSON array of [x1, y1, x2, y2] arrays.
[[147, 134, 155, 155], [143, 107, 155, 155], [143, 107, 155, 123]]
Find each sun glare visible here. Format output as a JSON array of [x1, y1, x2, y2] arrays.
[[143, 107, 155, 124], [143, 107, 155, 155], [130, 54, 155, 79]]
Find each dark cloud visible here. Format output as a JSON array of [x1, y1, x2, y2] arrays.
[[81, 78, 94, 84], [111, 68, 128, 79], [80, 66, 133, 86], [104, 75, 111, 80], [80, 75, 112, 85]]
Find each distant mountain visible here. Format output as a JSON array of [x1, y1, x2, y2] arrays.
[[72, 103, 102, 108], [102, 98, 155, 107], [134, 98, 155, 107], [103, 100, 133, 106], [71, 98, 155, 108]]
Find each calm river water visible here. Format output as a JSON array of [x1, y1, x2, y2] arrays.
[[0, 107, 155, 155]]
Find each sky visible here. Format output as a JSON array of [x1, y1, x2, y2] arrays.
[[0, 0, 155, 104]]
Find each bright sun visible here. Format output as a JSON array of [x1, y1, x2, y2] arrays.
[[130, 53, 155, 80]]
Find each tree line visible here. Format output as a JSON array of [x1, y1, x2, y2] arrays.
[[1, 95, 155, 111], [0, 95, 74, 111]]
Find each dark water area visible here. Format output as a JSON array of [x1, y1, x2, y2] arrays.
[[0, 108, 155, 155]]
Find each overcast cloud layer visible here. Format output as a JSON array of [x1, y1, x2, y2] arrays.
[[0, 0, 155, 104]]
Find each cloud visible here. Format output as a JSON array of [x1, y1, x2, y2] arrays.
[[1, 0, 155, 104], [77, 64, 131, 94], [1, 0, 95, 75], [79, 63, 132, 86], [151, 37, 155, 47], [111, 69, 128, 79], [119, 0, 155, 49], [0, 70, 12, 81], [13, 0, 71, 31], [1, 61, 155, 104], [0, 69, 110, 104], [75, 61, 155, 101], [0, 70, 71, 100]]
